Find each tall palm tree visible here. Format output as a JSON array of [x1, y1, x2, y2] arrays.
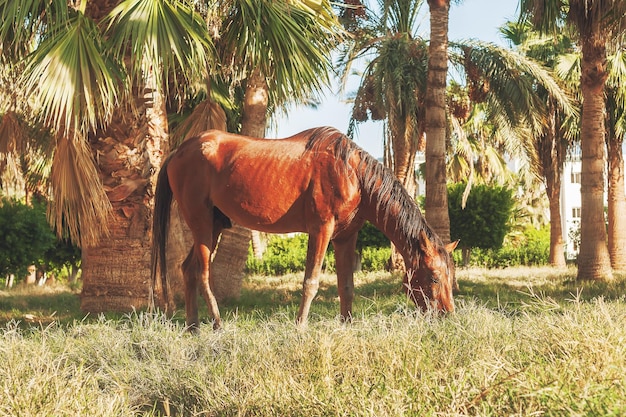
[[604, 44, 626, 271], [339, 0, 429, 270], [520, 0, 626, 281], [342, 0, 427, 194], [424, 0, 456, 243], [501, 20, 579, 268], [1, 0, 345, 310], [1, 0, 214, 311], [554, 35, 626, 271]]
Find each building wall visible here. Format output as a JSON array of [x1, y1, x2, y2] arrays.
[[560, 160, 582, 259]]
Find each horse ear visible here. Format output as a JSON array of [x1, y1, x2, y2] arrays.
[[445, 240, 459, 253], [418, 230, 435, 256]]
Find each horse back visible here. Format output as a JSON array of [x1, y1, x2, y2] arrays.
[[167, 129, 362, 235]]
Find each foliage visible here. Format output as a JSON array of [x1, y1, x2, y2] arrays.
[[453, 225, 550, 268], [0, 198, 79, 283], [0, 199, 56, 279], [246, 234, 331, 276], [448, 182, 515, 251], [246, 225, 391, 276], [356, 221, 389, 251], [360, 246, 391, 272], [1, 268, 626, 416]]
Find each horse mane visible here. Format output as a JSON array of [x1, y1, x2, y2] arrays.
[[304, 127, 444, 254]]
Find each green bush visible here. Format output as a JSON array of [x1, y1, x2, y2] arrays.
[[448, 182, 514, 251], [246, 234, 334, 275], [246, 231, 392, 276], [452, 225, 550, 268], [360, 246, 391, 272], [0, 198, 81, 284], [0, 199, 56, 280]]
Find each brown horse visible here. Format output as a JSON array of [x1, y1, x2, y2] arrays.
[[151, 127, 458, 330]]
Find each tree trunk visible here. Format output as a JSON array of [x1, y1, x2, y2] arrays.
[[539, 103, 567, 268], [80, 73, 170, 312], [251, 231, 266, 259], [547, 185, 566, 268], [576, 38, 612, 281], [210, 68, 268, 300], [424, 0, 451, 244], [606, 133, 626, 270]]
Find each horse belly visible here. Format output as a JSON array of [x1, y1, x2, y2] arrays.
[[211, 175, 309, 234]]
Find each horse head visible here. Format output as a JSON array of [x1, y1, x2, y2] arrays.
[[404, 230, 458, 313]]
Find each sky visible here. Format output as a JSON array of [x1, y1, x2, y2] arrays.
[[269, 0, 520, 159]]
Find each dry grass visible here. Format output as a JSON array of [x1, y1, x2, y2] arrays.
[[1, 267, 625, 416]]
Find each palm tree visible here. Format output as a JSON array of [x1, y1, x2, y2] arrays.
[[501, 20, 579, 268], [604, 44, 626, 271], [1, 0, 345, 310], [208, 0, 344, 300], [554, 35, 626, 271], [342, 0, 428, 194], [339, 0, 429, 269], [520, 0, 626, 281], [1, 0, 214, 311], [424, 0, 455, 243]]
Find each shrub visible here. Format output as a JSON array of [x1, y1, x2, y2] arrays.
[[448, 182, 515, 265], [246, 234, 335, 275], [0, 199, 56, 280], [452, 225, 550, 268], [246, 230, 392, 276], [0, 198, 81, 284], [360, 246, 391, 272]]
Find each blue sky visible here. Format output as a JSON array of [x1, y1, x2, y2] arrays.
[[269, 0, 520, 159]]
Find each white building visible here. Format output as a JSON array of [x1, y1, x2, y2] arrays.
[[560, 152, 582, 260]]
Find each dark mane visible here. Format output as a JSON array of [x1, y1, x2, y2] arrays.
[[304, 127, 444, 254]]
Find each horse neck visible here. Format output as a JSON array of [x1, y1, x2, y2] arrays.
[[360, 194, 421, 261]]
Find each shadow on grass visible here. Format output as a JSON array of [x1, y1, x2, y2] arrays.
[[455, 267, 626, 312], [0, 285, 82, 327], [1, 267, 624, 328]]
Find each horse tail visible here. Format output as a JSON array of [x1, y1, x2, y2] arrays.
[[150, 154, 174, 310]]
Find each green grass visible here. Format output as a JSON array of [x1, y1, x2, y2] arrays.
[[1, 267, 625, 416]]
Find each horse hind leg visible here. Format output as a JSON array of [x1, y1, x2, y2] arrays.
[[181, 247, 201, 331], [195, 212, 230, 331], [180, 205, 228, 332]]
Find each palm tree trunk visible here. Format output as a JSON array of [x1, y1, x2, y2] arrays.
[[607, 133, 626, 270], [540, 105, 566, 268], [210, 68, 268, 300], [424, 0, 451, 244], [576, 39, 612, 281], [80, 76, 170, 312], [547, 185, 566, 267]]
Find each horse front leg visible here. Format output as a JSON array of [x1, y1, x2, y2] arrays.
[[296, 224, 333, 327], [332, 232, 359, 322]]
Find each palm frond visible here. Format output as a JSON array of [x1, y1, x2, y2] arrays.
[[452, 40, 576, 135], [48, 134, 111, 247], [0, 0, 69, 59], [106, 0, 214, 98], [22, 11, 122, 137], [0, 112, 27, 192], [221, 0, 344, 109], [170, 99, 227, 147]]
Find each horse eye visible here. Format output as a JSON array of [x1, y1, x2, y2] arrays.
[[431, 274, 440, 284]]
